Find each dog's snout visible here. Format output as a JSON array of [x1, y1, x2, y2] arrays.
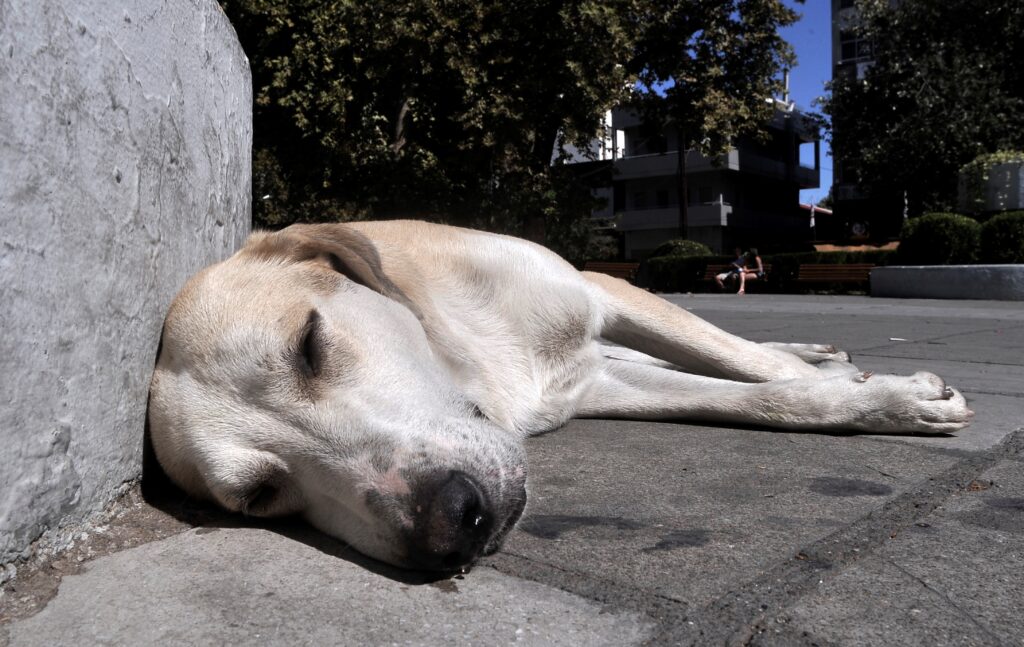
[[408, 471, 494, 570]]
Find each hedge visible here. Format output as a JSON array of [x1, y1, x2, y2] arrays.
[[643, 255, 731, 292], [979, 210, 1024, 263], [897, 212, 980, 265], [649, 238, 713, 258]]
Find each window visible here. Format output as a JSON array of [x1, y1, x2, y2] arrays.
[[656, 190, 670, 208], [840, 30, 872, 63], [698, 186, 713, 204], [632, 192, 648, 210]]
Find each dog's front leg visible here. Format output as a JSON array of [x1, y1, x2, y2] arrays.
[[584, 272, 820, 382], [576, 359, 973, 434]]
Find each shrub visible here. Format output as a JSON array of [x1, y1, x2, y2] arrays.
[[649, 239, 713, 258], [979, 211, 1024, 263], [644, 255, 729, 292], [897, 212, 980, 265]]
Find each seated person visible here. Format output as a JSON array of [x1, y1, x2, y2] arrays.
[[737, 248, 765, 295], [715, 247, 746, 290]]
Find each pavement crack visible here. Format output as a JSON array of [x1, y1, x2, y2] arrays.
[[884, 558, 1004, 646], [856, 462, 898, 480], [962, 389, 1024, 398], [484, 550, 692, 641]]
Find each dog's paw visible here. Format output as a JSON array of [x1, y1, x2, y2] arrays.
[[761, 342, 853, 367], [847, 371, 974, 434]]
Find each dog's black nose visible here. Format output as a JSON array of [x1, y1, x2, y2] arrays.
[[408, 471, 493, 570]]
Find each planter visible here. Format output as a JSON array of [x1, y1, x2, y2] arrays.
[[959, 160, 1024, 213], [871, 265, 1024, 300]]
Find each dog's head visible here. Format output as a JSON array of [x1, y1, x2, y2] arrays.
[[148, 224, 527, 570]]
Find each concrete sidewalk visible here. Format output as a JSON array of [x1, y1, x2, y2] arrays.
[[3, 295, 1022, 646]]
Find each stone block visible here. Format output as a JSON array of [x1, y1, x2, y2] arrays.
[[871, 266, 1024, 301], [0, 0, 251, 564]]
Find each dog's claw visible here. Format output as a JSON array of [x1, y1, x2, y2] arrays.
[[854, 371, 874, 383]]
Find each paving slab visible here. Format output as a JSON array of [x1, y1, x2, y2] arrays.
[[847, 325, 1024, 366], [3, 526, 653, 646], [779, 457, 1024, 647], [662, 295, 1024, 323], [494, 421, 959, 608]]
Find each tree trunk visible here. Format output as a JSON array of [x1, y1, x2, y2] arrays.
[[676, 130, 688, 238], [522, 121, 564, 246]]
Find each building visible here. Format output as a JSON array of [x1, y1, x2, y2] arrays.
[[572, 103, 821, 259]]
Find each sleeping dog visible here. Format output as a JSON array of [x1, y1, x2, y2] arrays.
[[148, 221, 972, 570]]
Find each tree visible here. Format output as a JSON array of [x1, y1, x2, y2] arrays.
[[627, 0, 800, 233], [220, 0, 799, 260], [816, 187, 833, 211], [822, 0, 1024, 217]]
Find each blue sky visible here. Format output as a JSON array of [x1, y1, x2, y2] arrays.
[[779, 0, 833, 205]]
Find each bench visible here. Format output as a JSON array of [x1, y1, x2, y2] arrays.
[[795, 263, 875, 285], [583, 261, 641, 283]]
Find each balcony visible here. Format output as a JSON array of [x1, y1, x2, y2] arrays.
[[689, 203, 733, 227], [736, 151, 820, 188], [614, 150, 738, 180], [617, 207, 678, 231], [617, 203, 733, 231]]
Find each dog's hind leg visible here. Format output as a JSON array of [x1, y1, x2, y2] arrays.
[[576, 358, 973, 434], [597, 342, 682, 370], [583, 272, 820, 383]]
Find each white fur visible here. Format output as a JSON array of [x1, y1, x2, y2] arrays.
[[148, 221, 973, 569]]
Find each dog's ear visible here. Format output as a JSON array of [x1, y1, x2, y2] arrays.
[[241, 223, 396, 295], [205, 447, 304, 517]]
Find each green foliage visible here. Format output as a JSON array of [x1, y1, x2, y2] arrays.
[[650, 239, 713, 258], [644, 255, 730, 292], [898, 213, 981, 265], [222, 0, 634, 244], [980, 211, 1024, 263], [221, 0, 800, 258], [629, 0, 800, 159], [959, 151, 1024, 215], [816, 187, 833, 211], [822, 0, 1024, 215]]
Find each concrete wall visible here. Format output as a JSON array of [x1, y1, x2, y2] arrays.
[[871, 266, 1024, 301], [0, 0, 251, 566]]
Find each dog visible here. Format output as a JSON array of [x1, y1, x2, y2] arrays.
[[148, 221, 973, 571]]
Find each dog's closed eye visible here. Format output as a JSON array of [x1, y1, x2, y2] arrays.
[[299, 310, 323, 379]]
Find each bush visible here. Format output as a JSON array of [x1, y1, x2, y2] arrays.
[[897, 212, 980, 264], [980, 211, 1024, 263], [644, 255, 729, 292], [649, 239, 713, 258]]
